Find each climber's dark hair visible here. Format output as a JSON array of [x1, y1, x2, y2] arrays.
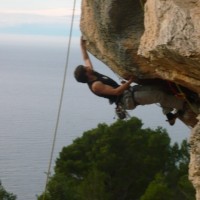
[[74, 65, 88, 83]]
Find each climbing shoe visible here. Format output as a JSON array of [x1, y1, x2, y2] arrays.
[[166, 112, 177, 126]]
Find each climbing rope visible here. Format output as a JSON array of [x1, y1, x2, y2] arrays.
[[42, 1, 77, 200], [140, 0, 145, 10], [167, 81, 199, 115], [174, 83, 199, 115]]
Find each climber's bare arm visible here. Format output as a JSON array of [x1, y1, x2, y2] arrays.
[[80, 36, 93, 69], [92, 78, 133, 96]]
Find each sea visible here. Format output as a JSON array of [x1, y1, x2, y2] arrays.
[[0, 34, 191, 200]]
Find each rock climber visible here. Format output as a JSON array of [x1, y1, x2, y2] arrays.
[[74, 36, 185, 125]]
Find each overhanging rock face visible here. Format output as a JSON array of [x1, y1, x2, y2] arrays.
[[80, 0, 200, 93], [80, 0, 200, 198], [139, 0, 200, 93], [80, 0, 146, 79]]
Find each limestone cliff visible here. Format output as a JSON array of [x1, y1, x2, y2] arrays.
[[80, 0, 200, 198]]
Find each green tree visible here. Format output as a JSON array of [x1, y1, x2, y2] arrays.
[[38, 117, 195, 200], [0, 181, 17, 200], [142, 139, 195, 200], [141, 173, 173, 200], [78, 169, 109, 200], [178, 175, 195, 200]]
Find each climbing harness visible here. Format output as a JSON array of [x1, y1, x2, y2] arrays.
[[115, 105, 128, 119], [42, 1, 77, 200], [174, 83, 199, 115], [114, 88, 138, 120], [167, 81, 199, 115], [115, 103, 131, 120], [167, 81, 185, 99]]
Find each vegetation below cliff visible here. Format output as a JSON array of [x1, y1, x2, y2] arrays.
[[80, 1, 200, 196], [0, 181, 16, 200], [38, 117, 195, 200]]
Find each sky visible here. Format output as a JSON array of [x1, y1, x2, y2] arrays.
[[0, 1, 191, 198], [0, 0, 190, 140], [0, 0, 81, 37]]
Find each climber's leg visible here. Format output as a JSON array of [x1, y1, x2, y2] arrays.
[[134, 86, 184, 110]]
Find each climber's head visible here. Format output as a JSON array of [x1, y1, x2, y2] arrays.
[[74, 65, 89, 83]]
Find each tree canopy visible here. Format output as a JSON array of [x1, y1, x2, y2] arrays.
[[0, 181, 16, 200], [38, 117, 195, 200]]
